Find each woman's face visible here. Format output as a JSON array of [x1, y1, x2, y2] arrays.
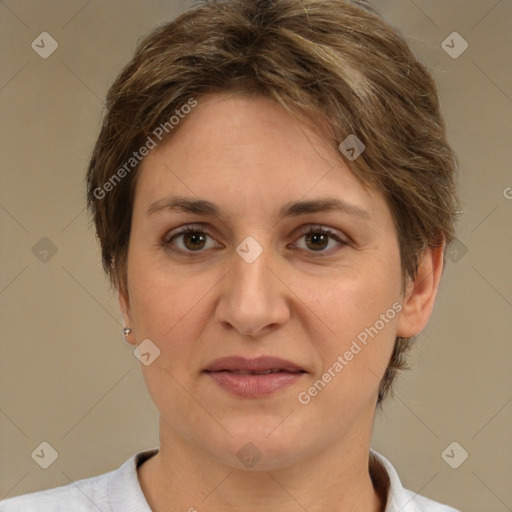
[[120, 93, 417, 469]]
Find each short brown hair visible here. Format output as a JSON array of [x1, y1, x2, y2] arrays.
[[86, 0, 460, 403]]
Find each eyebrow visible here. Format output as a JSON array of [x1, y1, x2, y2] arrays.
[[146, 195, 372, 221]]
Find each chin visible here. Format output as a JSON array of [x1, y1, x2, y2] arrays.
[[205, 424, 312, 471]]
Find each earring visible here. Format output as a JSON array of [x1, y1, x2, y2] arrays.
[[123, 327, 133, 345]]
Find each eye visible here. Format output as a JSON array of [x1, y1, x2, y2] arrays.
[[293, 226, 347, 255], [162, 224, 347, 256], [163, 226, 220, 253]]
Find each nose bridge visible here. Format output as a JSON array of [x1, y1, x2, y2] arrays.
[[216, 234, 289, 336], [231, 236, 275, 306], [234, 239, 271, 292]]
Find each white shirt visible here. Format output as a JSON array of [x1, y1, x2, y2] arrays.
[[0, 448, 460, 511]]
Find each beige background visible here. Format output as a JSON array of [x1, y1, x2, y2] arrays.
[[1, 1, 511, 510]]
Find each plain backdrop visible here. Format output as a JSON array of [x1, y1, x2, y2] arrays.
[[1, 1, 511, 511]]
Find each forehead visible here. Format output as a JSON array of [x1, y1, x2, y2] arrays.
[[133, 93, 387, 223]]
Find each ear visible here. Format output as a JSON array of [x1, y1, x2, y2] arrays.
[[396, 241, 445, 339], [118, 283, 135, 345]]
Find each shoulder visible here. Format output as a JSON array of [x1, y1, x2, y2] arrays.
[[0, 448, 158, 512], [0, 471, 111, 512], [401, 488, 461, 511], [369, 449, 461, 512]]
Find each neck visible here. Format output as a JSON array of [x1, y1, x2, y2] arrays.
[[138, 413, 385, 512]]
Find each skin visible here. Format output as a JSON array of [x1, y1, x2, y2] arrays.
[[119, 92, 444, 512]]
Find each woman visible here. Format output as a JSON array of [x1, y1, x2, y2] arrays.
[[1, 0, 461, 510]]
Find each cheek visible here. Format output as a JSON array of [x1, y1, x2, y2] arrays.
[[300, 303, 398, 420], [311, 262, 401, 341], [127, 271, 207, 419], [130, 282, 204, 364], [301, 261, 401, 402], [126, 252, 220, 378], [127, 243, 199, 334]]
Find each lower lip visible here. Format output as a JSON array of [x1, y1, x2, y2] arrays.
[[205, 371, 305, 398]]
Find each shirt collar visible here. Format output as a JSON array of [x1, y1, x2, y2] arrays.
[[110, 447, 421, 512], [108, 447, 159, 512], [370, 449, 423, 512]]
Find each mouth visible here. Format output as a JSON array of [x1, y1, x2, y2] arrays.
[[203, 356, 307, 398]]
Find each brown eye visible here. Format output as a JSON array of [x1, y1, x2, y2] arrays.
[[164, 227, 219, 253], [295, 226, 347, 255], [181, 231, 207, 251], [304, 232, 330, 251]]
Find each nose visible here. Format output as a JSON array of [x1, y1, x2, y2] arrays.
[[215, 239, 290, 338]]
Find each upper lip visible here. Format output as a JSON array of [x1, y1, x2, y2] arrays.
[[204, 356, 306, 373]]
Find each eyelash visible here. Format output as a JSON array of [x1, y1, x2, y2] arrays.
[[162, 225, 348, 257]]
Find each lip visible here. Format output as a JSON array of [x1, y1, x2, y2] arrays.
[[204, 356, 307, 398], [204, 356, 305, 373]]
